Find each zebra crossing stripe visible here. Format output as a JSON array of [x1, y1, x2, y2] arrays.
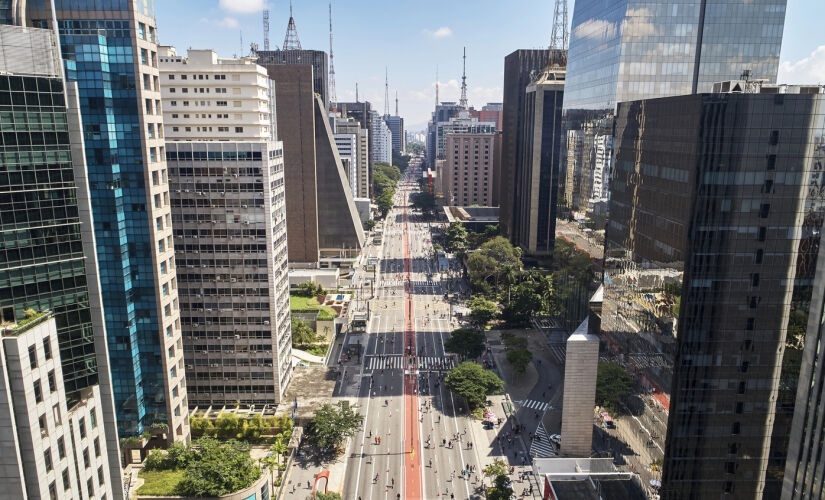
[[521, 399, 549, 412], [530, 422, 557, 458]]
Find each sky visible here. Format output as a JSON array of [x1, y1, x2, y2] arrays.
[[155, 0, 825, 132]]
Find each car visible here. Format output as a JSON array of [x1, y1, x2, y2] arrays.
[[549, 434, 562, 445]]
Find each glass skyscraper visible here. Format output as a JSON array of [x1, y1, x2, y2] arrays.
[[562, 0, 787, 214], [24, 0, 191, 440]]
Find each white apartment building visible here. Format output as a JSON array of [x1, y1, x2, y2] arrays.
[[334, 117, 370, 199], [0, 316, 115, 500], [159, 47, 274, 142], [160, 48, 292, 407], [370, 110, 392, 165], [333, 133, 358, 198]]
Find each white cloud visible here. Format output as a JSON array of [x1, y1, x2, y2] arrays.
[[423, 26, 453, 39], [572, 18, 616, 41], [216, 17, 239, 29], [778, 46, 825, 85], [218, 0, 265, 14]]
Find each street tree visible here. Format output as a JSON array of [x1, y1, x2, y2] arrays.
[[377, 189, 395, 217], [364, 219, 377, 231], [446, 362, 504, 409], [507, 348, 533, 375], [487, 474, 515, 500], [501, 281, 543, 325], [444, 221, 469, 252], [483, 458, 510, 479], [468, 296, 499, 328], [596, 361, 634, 413], [304, 402, 363, 456], [444, 328, 485, 359]]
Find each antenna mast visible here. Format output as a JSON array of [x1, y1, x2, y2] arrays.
[[263, 9, 270, 51], [356, 83, 359, 103], [328, 2, 337, 109], [550, 0, 569, 50], [395, 91, 398, 116], [435, 66, 439, 107], [384, 67, 390, 116], [459, 47, 468, 109], [283, 0, 302, 50]]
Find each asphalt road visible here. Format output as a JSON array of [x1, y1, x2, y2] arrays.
[[342, 170, 487, 499]]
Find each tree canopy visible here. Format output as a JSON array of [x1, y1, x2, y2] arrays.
[[444, 328, 485, 359], [467, 237, 522, 292], [487, 474, 515, 500], [294, 281, 325, 298], [468, 296, 499, 328], [483, 458, 510, 479], [507, 348, 533, 375], [304, 402, 363, 456], [377, 189, 395, 217], [445, 362, 504, 409], [444, 221, 469, 253], [596, 361, 634, 413], [291, 319, 317, 347]]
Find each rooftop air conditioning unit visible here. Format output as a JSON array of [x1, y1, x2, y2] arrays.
[[235, 334, 240, 339], [263, 320, 270, 325], [242, 204, 248, 208]]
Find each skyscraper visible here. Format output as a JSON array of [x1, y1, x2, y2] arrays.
[[36, 0, 191, 440], [0, 21, 123, 498], [509, 58, 566, 258], [371, 110, 392, 165], [606, 83, 825, 498], [338, 101, 374, 196], [384, 114, 405, 156], [159, 48, 293, 407], [499, 49, 550, 240], [257, 50, 329, 111], [443, 130, 500, 207], [563, 0, 788, 217]]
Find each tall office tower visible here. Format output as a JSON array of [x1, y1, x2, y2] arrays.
[[371, 110, 392, 165], [338, 101, 374, 196], [426, 102, 463, 168], [1, 316, 117, 499], [22, 0, 192, 441], [261, 64, 364, 266], [0, 23, 124, 498], [606, 83, 825, 498], [334, 117, 370, 199], [383, 114, 405, 156], [499, 49, 550, 240], [159, 48, 292, 407], [509, 61, 566, 258], [443, 130, 501, 206], [563, 0, 788, 221], [256, 50, 329, 111]]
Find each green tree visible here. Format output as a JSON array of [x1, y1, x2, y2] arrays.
[[214, 413, 241, 439], [364, 219, 377, 231], [444, 328, 485, 359], [468, 296, 499, 328], [444, 221, 469, 252], [295, 281, 324, 298], [467, 237, 522, 293], [304, 402, 363, 455], [483, 458, 510, 479], [501, 281, 543, 325], [445, 362, 504, 409], [377, 189, 395, 217], [292, 319, 317, 347], [487, 474, 514, 500], [507, 348, 533, 375], [315, 493, 343, 500], [176, 439, 261, 497], [502, 333, 529, 351], [412, 192, 436, 213], [596, 361, 634, 413]]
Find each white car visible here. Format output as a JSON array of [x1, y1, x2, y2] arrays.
[[549, 434, 562, 446]]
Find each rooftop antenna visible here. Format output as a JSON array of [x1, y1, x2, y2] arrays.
[[384, 67, 390, 116], [283, 0, 302, 50], [459, 47, 468, 109], [395, 90, 398, 116], [550, 0, 569, 50], [435, 65, 439, 107], [356, 82, 359, 103], [263, 9, 270, 51], [240, 31, 244, 59], [328, 2, 337, 109]]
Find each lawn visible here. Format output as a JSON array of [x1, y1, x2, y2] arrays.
[[289, 295, 338, 321], [136, 469, 186, 496]]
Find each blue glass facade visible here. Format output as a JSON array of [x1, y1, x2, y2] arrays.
[[54, 11, 165, 436]]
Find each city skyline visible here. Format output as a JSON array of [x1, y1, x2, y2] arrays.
[[155, 0, 825, 130]]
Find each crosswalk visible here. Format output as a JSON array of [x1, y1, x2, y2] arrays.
[[530, 422, 557, 458], [376, 280, 440, 288], [365, 355, 456, 371], [518, 399, 550, 412]]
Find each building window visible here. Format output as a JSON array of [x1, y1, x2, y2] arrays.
[[98, 466, 104, 487], [44, 448, 53, 471], [90, 408, 97, 429], [83, 448, 90, 469], [47, 370, 56, 392], [94, 437, 101, 457], [235, 127, 244, 133], [52, 404, 61, 425], [43, 338, 51, 360], [34, 379, 43, 403], [87, 478, 94, 497], [29, 344, 37, 369], [731, 422, 740, 435], [57, 436, 66, 459], [49, 482, 57, 500], [62, 469, 70, 491], [79, 417, 86, 439]]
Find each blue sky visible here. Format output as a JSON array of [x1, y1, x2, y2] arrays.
[[155, 0, 825, 131]]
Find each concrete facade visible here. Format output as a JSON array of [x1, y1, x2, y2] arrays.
[[262, 64, 364, 265], [333, 117, 370, 199], [444, 131, 500, 207], [0, 317, 116, 500], [371, 110, 392, 165], [256, 49, 328, 110], [384, 114, 405, 155], [560, 320, 599, 458], [338, 101, 374, 196]]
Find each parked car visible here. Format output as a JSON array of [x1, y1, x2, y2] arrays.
[[549, 434, 562, 446]]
